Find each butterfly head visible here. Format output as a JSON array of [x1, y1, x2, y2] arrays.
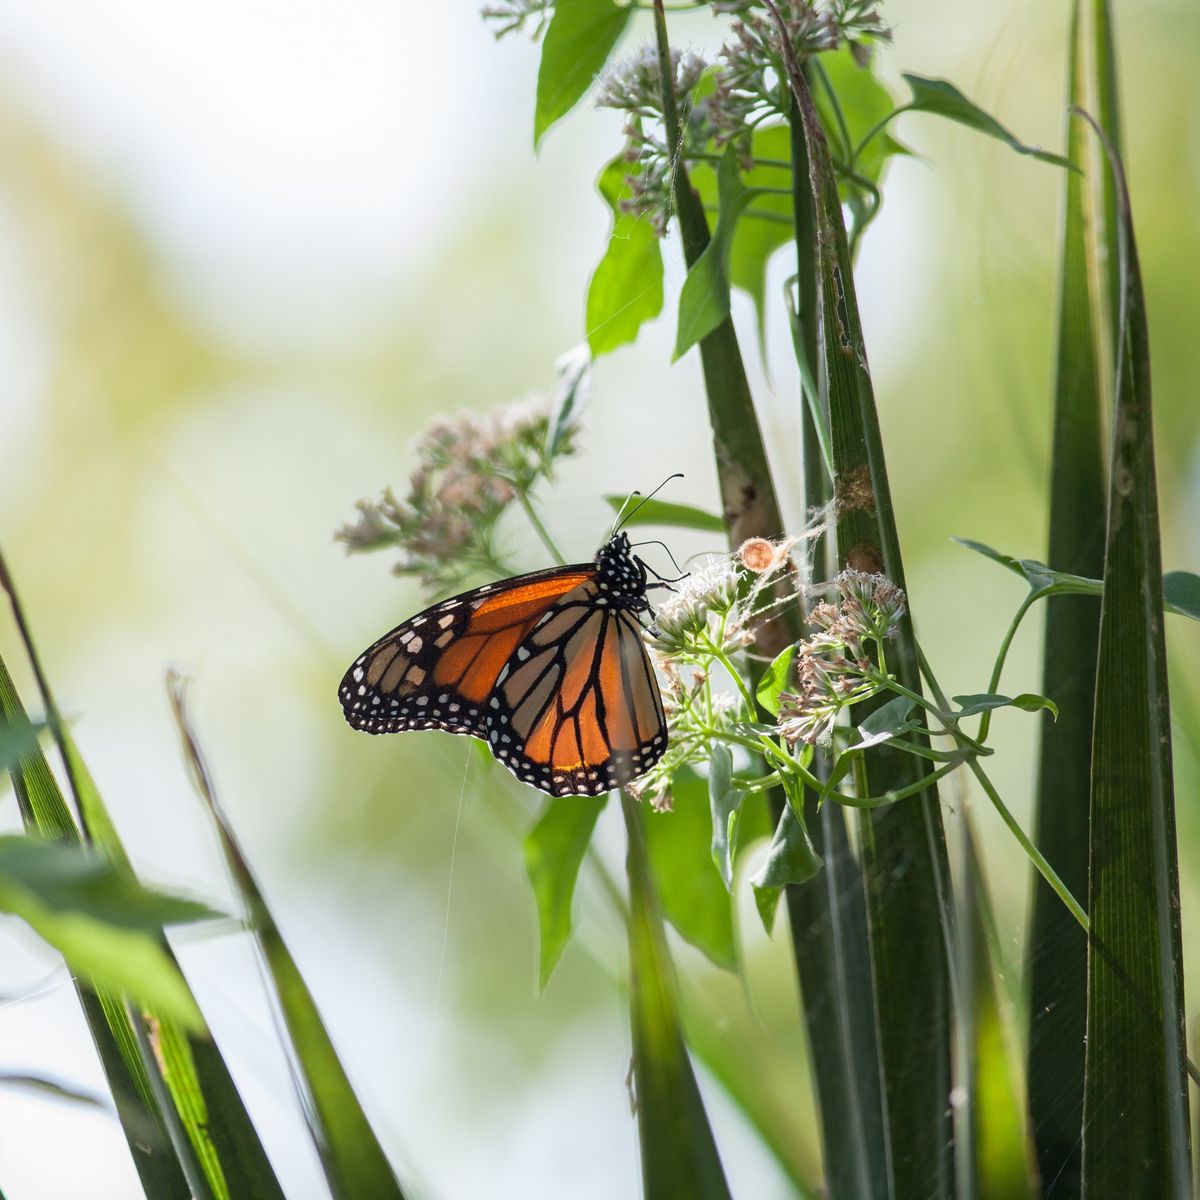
[[595, 532, 650, 613]]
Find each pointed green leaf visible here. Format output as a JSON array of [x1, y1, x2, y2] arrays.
[[693, 124, 795, 334], [960, 823, 1037, 1199], [902, 73, 1075, 169], [602, 494, 724, 533], [817, 47, 905, 186], [0, 719, 43, 772], [1082, 115, 1191, 1197], [1163, 571, 1200, 621], [524, 793, 607, 989], [755, 645, 796, 718], [706, 747, 738, 892], [954, 538, 1200, 621], [0, 838, 210, 1029], [534, 0, 629, 147], [781, 794, 891, 1198], [1025, 17, 1106, 1182], [586, 157, 665, 356], [786, 56, 955, 1195], [951, 693, 1058, 720], [750, 801, 821, 931], [675, 150, 758, 360]]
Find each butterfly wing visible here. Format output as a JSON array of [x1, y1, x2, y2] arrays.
[[485, 580, 667, 797], [339, 565, 595, 736]]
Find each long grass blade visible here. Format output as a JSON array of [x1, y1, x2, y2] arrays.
[[0, 651, 189, 1199], [961, 822, 1036, 1200], [1080, 113, 1192, 1198], [0, 550, 286, 1200], [1025, 4, 1108, 1192], [621, 792, 733, 1200], [168, 675, 409, 1200], [774, 22, 955, 1196], [786, 800, 891, 1198]]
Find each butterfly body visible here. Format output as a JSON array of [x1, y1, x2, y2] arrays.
[[339, 532, 667, 797]]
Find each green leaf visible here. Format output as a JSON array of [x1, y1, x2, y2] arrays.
[[858, 695, 919, 739], [823, 699, 919, 806], [817, 47, 905, 187], [749, 802, 821, 930], [0, 1071, 110, 1111], [602, 494, 725, 533], [674, 149, 759, 360], [621, 794, 734, 1200], [951, 693, 1058, 720], [1028, 14, 1116, 1191], [901, 73, 1075, 169], [534, 0, 629, 147], [524, 794, 607, 989], [755, 645, 796, 718], [168, 680, 409, 1200], [780, 795, 891, 1197], [1163, 571, 1200, 621], [952, 536, 1096, 595], [0, 718, 43, 771], [954, 538, 1200, 620], [706, 747, 739, 892], [586, 157, 665, 356], [1082, 114, 1191, 1196], [1027, 96, 1102, 1200], [959, 821, 1037, 1199], [693, 125, 795, 335], [0, 837, 212, 1028], [642, 770, 735, 971]]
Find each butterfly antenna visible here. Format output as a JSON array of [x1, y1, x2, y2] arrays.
[[629, 539, 686, 579], [612, 473, 685, 535]]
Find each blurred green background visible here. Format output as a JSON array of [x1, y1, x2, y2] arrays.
[[0, 1, 1196, 1196]]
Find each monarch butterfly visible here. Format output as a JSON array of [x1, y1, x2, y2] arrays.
[[338, 530, 669, 797]]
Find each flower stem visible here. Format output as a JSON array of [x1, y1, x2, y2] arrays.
[[833, 758, 965, 810], [966, 757, 1088, 932], [518, 490, 566, 566], [977, 590, 1038, 741]]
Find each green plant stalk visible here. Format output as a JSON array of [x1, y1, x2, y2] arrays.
[[1025, 3, 1108, 1191], [621, 791, 734, 1200], [649, 17, 849, 1189], [650, 0, 790, 595], [769, 17, 956, 1195], [518, 488, 565, 566]]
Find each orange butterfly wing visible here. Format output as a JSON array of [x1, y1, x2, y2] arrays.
[[339, 566, 593, 738], [485, 583, 666, 796]]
